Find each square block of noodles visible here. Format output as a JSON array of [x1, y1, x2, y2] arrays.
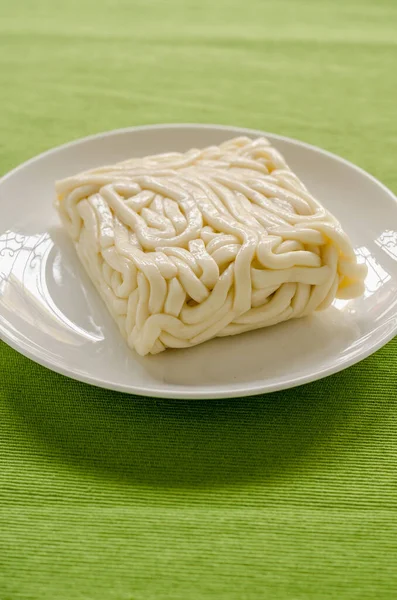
[[55, 137, 366, 355]]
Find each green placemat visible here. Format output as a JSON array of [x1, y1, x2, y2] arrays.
[[1, 1, 397, 599]]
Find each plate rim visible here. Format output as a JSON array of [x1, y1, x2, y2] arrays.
[[1, 123, 397, 399]]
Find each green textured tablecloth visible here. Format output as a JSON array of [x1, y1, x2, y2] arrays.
[[1, 1, 397, 599]]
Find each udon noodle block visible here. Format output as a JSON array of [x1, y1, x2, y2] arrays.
[[56, 137, 366, 355]]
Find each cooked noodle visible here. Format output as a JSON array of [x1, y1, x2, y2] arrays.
[[56, 136, 366, 355]]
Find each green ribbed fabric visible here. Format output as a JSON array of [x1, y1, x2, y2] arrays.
[[1, 1, 397, 598]]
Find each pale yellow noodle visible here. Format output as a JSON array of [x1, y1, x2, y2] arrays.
[[56, 136, 367, 356]]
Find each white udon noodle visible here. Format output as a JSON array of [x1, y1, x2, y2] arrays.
[[56, 136, 367, 355]]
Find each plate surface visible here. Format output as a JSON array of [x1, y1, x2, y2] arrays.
[[1, 124, 397, 398]]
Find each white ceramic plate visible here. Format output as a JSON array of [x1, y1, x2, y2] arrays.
[[1, 124, 397, 398]]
